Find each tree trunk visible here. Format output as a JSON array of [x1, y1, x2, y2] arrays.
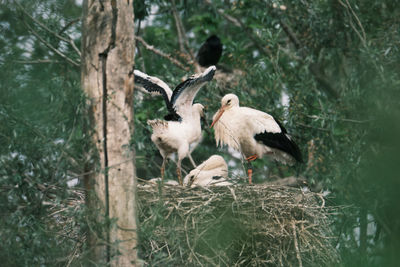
[[81, 0, 137, 265]]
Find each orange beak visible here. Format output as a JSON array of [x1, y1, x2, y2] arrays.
[[210, 106, 226, 128]]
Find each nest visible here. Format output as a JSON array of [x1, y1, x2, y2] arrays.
[[137, 184, 340, 266]]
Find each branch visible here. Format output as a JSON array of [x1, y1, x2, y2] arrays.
[[292, 222, 303, 267], [280, 20, 301, 50], [306, 114, 372, 124], [338, 0, 366, 47], [171, 0, 200, 72], [136, 36, 190, 71], [24, 21, 80, 67], [12, 59, 62, 64], [58, 18, 80, 35], [209, 0, 339, 99], [15, 1, 81, 57], [204, 0, 273, 58], [171, 0, 185, 53], [308, 63, 340, 98], [295, 122, 330, 132], [279, 19, 339, 98]]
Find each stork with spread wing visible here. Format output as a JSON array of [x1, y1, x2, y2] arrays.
[[134, 66, 216, 185]]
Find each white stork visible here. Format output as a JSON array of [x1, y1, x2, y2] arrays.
[[134, 66, 216, 185], [183, 155, 231, 187], [211, 93, 302, 184]]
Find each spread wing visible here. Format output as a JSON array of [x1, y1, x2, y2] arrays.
[[170, 66, 216, 118], [134, 70, 181, 121]]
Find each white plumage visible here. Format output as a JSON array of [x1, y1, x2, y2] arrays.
[[183, 155, 231, 187], [211, 94, 302, 184], [134, 66, 216, 185]]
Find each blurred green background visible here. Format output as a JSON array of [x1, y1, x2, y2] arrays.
[[1, 0, 399, 265]]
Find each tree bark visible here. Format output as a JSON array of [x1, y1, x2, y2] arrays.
[[81, 0, 137, 266]]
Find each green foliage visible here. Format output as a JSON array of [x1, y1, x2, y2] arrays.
[[0, 1, 93, 265], [1, 0, 400, 265], [133, 0, 400, 265]]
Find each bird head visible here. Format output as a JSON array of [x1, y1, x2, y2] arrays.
[[210, 94, 239, 128], [206, 35, 221, 45], [192, 103, 205, 118]]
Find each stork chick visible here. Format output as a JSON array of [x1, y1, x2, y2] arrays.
[[183, 155, 231, 187]]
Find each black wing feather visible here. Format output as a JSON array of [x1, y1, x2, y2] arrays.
[[170, 77, 195, 106], [170, 67, 216, 107], [134, 74, 181, 121], [254, 131, 303, 163]]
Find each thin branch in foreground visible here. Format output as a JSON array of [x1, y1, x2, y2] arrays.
[[292, 222, 303, 267], [58, 18, 80, 35], [23, 21, 80, 67], [338, 0, 366, 47], [12, 59, 62, 64], [171, 0, 185, 53], [15, 1, 81, 57], [136, 36, 190, 71], [171, 0, 196, 63]]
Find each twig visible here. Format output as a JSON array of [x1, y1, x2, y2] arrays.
[[171, 0, 185, 53], [338, 0, 366, 47], [59, 18, 80, 35], [306, 114, 371, 124], [292, 222, 303, 267], [184, 215, 203, 266], [135, 20, 147, 72], [204, 0, 273, 58], [136, 36, 189, 71], [12, 59, 62, 64], [23, 21, 80, 67], [279, 18, 339, 98], [15, 1, 81, 57], [295, 122, 330, 132], [280, 20, 302, 50], [171, 0, 196, 62]]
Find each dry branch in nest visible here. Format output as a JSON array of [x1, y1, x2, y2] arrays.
[[137, 184, 340, 266]]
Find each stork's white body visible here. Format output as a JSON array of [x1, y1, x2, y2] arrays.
[[148, 104, 203, 164], [183, 155, 231, 187]]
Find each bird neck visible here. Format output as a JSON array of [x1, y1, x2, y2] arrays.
[[189, 110, 202, 133]]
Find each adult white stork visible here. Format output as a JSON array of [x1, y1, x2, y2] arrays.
[[134, 66, 216, 185], [183, 155, 231, 187], [211, 93, 302, 184]]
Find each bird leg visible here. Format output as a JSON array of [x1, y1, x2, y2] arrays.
[[176, 167, 183, 186], [246, 155, 258, 184], [161, 158, 167, 181], [247, 168, 253, 185], [188, 153, 197, 168]]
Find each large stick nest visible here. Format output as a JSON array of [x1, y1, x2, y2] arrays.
[[137, 184, 340, 266]]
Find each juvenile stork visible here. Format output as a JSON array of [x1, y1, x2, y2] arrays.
[[183, 155, 231, 187], [134, 66, 216, 185], [211, 94, 302, 184]]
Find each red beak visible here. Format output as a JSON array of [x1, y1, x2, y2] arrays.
[[210, 106, 226, 128]]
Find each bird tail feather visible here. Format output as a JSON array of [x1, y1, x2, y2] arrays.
[[147, 119, 168, 134]]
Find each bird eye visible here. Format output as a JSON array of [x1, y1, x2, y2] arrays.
[[227, 99, 231, 104]]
